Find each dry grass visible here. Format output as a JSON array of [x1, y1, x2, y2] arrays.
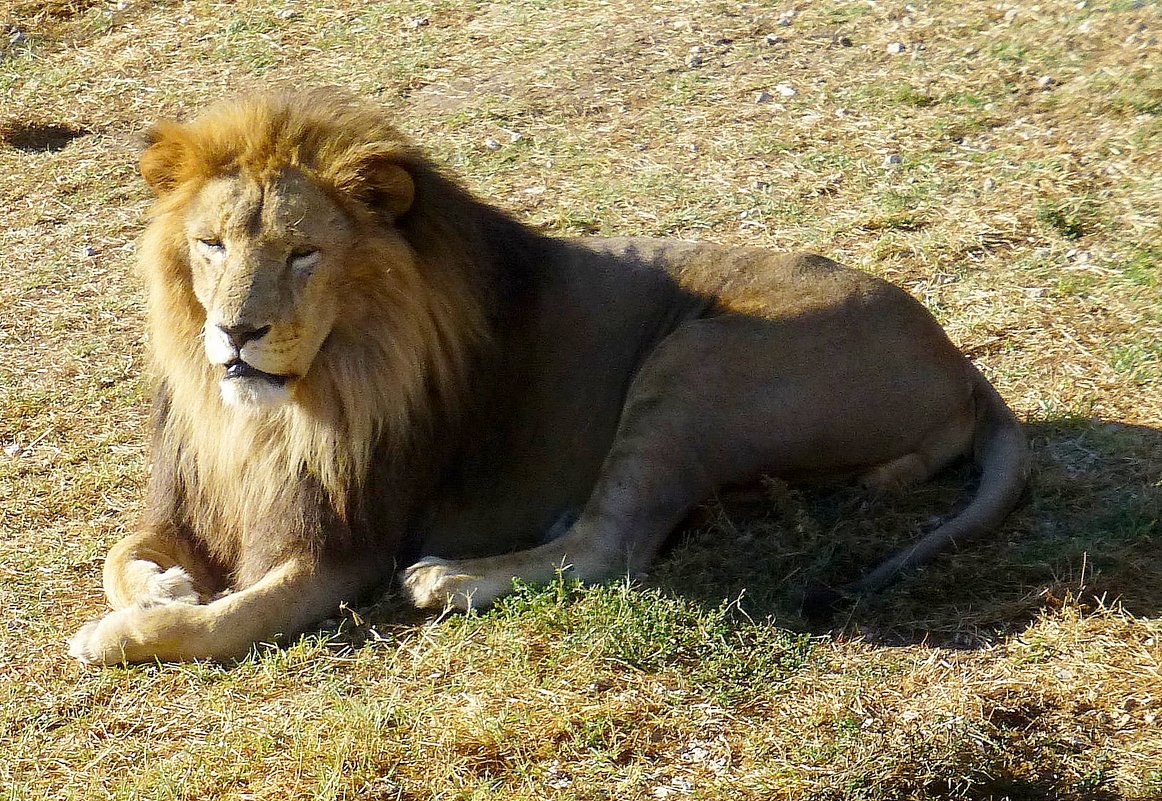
[[1, 0, 1160, 798]]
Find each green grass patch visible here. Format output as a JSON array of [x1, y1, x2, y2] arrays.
[[491, 578, 814, 702], [1037, 199, 1097, 240]]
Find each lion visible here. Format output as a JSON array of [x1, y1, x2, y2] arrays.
[[68, 89, 1029, 664]]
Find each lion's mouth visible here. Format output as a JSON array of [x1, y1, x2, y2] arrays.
[[223, 360, 289, 386]]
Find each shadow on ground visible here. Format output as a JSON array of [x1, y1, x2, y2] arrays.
[[647, 417, 1162, 647], [335, 417, 1159, 652]]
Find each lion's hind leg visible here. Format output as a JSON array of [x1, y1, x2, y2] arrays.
[[858, 402, 975, 492]]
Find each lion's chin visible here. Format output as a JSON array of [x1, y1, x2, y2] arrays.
[[219, 375, 292, 410]]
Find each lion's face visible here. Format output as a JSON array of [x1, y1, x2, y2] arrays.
[[183, 169, 356, 408]]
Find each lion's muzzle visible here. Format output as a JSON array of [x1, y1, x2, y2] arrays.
[[205, 323, 294, 409]]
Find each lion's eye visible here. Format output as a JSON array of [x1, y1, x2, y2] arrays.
[[288, 249, 320, 271], [197, 238, 225, 253]]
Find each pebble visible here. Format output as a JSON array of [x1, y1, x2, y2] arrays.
[[4, 443, 22, 459], [8, 27, 26, 45], [765, 33, 786, 45], [775, 83, 796, 97], [883, 153, 902, 166], [983, 177, 996, 190], [1004, 8, 1019, 22], [1037, 75, 1056, 90], [755, 90, 774, 103], [886, 41, 906, 54], [483, 138, 501, 151], [836, 35, 853, 47]]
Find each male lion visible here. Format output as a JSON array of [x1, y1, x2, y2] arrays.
[[69, 90, 1028, 664]]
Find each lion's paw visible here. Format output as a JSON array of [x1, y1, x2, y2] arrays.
[[68, 609, 136, 666], [144, 566, 201, 606], [401, 557, 495, 611]]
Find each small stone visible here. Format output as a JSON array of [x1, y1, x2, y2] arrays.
[[483, 137, 501, 151], [883, 153, 902, 166], [274, 8, 298, 19], [755, 90, 774, 103], [765, 33, 786, 45], [405, 15, 430, 29], [836, 35, 853, 47], [4, 443, 22, 458], [687, 53, 704, 67], [8, 27, 26, 45], [886, 41, 906, 54], [754, 180, 771, 190], [1037, 75, 1056, 90], [775, 83, 796, 97], [983, 177, 996, 191], [81, 245, 99, 258], [1004, 8, 1019, 22]]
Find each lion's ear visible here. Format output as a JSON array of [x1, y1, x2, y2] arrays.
[[336, 153, 415, 220], [139, 122, 187, 196]]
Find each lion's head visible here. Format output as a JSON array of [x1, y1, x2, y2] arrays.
[[140, 90, 428, 410], [138, 90, 493, 518]]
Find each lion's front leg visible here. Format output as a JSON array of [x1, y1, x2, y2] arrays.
[[100, 528, 219, 610], [70, 557, 380, 664]]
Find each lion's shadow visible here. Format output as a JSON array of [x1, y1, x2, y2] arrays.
[[336, 417, 1159, 652], [646, 417, 1162, 648]]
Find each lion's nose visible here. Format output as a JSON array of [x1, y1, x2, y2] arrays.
[[217, 323, 271, 350]]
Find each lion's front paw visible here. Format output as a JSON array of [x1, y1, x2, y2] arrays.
[[401, 557, 497, 610], [144, 566, 201, 606], [68, 609, 138, 666]]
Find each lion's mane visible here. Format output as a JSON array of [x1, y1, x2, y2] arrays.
[[138, 91, 524, 579]]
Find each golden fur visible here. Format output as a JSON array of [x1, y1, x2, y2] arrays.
[[70, 90, 1028, 664]]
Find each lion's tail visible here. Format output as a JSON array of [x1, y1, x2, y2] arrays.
[[851, 366, 1030, 596]]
